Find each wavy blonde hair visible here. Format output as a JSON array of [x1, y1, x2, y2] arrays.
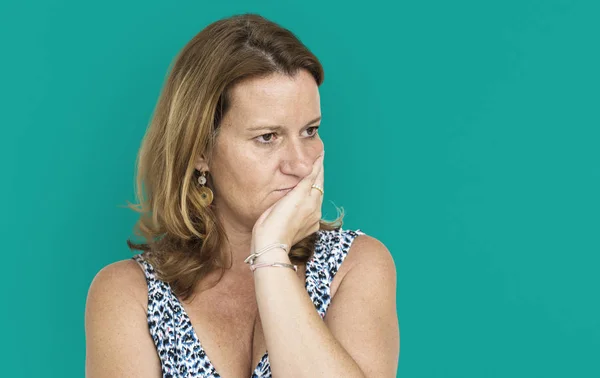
[[126, 13, 344, 301]]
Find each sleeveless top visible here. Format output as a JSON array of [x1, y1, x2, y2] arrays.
[[132, 227, 365, 378]]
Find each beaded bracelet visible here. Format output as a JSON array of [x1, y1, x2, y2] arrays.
[[250, 262, 298, 272]]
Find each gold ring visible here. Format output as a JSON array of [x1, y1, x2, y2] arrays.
[[311, 184, 324, 195]]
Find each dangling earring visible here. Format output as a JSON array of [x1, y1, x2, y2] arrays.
[[197, 171, 214, 207]]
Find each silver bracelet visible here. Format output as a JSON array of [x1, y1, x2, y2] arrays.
[[250, 261, 298, 272], [243, 242, 289, 265]]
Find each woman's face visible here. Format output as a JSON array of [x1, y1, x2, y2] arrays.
[[197, 69, 324, 229]]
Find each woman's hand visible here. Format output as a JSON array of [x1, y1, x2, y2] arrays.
[[252, 151, 325, 252]]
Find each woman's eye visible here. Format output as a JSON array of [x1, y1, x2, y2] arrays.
[[255, 126, 319, 145], [257, 133, 275, 143]]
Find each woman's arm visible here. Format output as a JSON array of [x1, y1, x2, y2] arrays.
[[85, 260, 162, 377], [252, 234, 399, 377]]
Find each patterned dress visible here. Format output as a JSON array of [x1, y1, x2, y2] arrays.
[[132, 227, 365, 377]]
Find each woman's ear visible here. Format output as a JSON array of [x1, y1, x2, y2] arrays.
[[195, 154, 209, 172]]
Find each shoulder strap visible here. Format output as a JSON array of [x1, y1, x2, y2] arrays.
[[327, 228, 365, 282], [132, 253, 158, 285], [306, 228, 366, 318]]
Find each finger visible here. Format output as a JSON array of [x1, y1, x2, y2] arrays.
[[309, 152, 324, 199], [315, 151, 324, 189], [304, 152, 324, 193]]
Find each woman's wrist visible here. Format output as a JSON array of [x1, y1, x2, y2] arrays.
[[250, 238, 292, 264], [252, 245, 290, 264]]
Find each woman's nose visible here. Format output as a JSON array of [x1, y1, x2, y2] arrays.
[[281, 144, 313, 176]]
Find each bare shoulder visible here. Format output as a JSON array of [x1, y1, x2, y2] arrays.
[[85, 258, 161, 377], [330, 231, 395, 301], [335, 232, 395, 286], [347, 233, 395, 272], [86, 258, 148, 312]]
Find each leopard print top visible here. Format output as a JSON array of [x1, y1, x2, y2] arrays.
[[132, 227, 365, 377]]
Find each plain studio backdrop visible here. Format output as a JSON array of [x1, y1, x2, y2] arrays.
[[0, 0, 598, 377]]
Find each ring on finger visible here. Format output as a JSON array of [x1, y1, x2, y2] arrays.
[[311, 184, 324, 195]]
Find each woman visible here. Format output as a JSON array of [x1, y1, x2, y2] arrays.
[[85, 13, 399, 378]]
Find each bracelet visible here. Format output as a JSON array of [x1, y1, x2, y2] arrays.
[[250, 262, 298, 272], [244, 242, 289, 265]]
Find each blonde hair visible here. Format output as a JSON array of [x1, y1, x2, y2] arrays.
[[126, 13, 344, 301]]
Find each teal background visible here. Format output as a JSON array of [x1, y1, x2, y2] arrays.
[[1, 0, 598, 377]]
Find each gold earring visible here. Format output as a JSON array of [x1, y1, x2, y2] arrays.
[[197, 171, 214, 206]]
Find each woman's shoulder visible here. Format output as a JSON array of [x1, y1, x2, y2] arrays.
[[85, 257, 161, 375], [319, 227, 391, 271], [86, 257, 149, 314], [342, 229, 394, 282]]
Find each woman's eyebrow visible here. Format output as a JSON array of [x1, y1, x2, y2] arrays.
[[246, 116, 321, 131]]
